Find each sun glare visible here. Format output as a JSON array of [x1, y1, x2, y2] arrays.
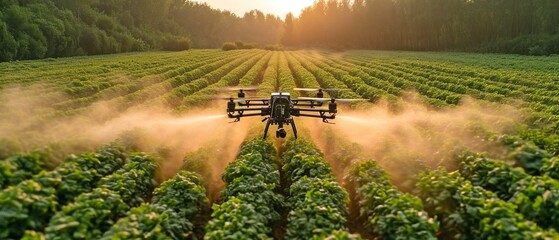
[[199, 0, 315, 18], [272, 0, 315, 17]]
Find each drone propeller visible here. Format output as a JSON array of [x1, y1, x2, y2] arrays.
[[296, 97, 368, 103], [293, 88, 350, 92], [218, 86, 259, 92], [214, 97, 269, 102]]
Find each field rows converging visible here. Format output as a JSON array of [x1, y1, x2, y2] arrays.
[[1, 49, 559, 239]]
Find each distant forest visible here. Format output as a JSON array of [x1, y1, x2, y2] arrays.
[[284, 0, 559, 55], [1, 0, 558, 62], [0, 0, 283, 61]]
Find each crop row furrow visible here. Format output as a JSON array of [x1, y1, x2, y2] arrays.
[[179, 52, 274, 111], [282, 139, 351, 239], [285, 52, 329, 98], [50, 50, 242, 113], [159, 51, 266, 109], [290, 52, 361, 99], [205, 138, 282, 239]]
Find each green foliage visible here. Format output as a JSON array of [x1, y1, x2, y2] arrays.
[[264, 44, 283, 51], [205, 138, 282, 240], [222, 42, 237, 51], [206, 197, 272, 240], [161, 36, 191, 51], [22, 230, 45, 240], [0, 145, 126, 239], [485, 34, 559, 56], [288, 0, 559, 54], [101, 170, 207, 240], [319, 230, 362, 240], [45, 153, 158, 240], [234, 41, 257, 49], [349, 161, 438, 239], [417, 167, 556, 239], [459, 153, 559, 230], [0, 152, 46, 190], [282, 139, 351, 239], [494, 134, 553, 175], [0, 21, 17, 61]]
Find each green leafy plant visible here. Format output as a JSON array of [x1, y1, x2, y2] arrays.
[[349, 161, 438, 239]]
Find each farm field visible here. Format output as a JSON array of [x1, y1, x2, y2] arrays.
[[1, 49, 559, 239]]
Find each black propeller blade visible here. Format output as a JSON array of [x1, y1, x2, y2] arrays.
[[214, 97, 270, 102]]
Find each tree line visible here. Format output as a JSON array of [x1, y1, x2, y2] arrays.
[[1, 0, 558, 62], [282, 0, 559, 55], [0, 0, 283, 61]]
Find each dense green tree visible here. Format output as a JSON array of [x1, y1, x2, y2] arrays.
[[281, 13, 296, 46], [0, 21, 18, 61], [286, 0, 559, 55]]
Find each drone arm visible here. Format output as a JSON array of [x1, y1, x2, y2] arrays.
[[227, 107, 270, 120], [292, 100, 323, 108], [230, 107, 266, 112], [291, 107, 336, 121], [228, 112, 265, 118], [237, 99, 270, 107], [239, 102, 268, 107]]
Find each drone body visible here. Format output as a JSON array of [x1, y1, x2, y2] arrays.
[[226, 88, 356, 139]]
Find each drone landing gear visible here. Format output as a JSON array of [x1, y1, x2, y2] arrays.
[[263, 119, 298, 139]]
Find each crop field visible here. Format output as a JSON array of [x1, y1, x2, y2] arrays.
[[1, 49, 559, 239]]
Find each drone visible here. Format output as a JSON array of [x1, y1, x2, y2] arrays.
[[222, 87, 366, 139]]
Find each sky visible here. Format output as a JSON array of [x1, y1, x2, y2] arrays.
[[195, 0, 315, 18]]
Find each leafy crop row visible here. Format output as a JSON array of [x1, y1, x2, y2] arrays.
[[291, 53, 360, 99], [348, 161, 438, 239], [256, 52, 279, 95], [493, 134, 558, 176], [285, 52, 328, 97], [417, 167, 556, 239], [0, 145, 126, 239], [205, 138, 283, 239], [459, 153, 559, 230], [299, 53, 390, 102], [282, 139, 351, 239], [277, 53, 299, 98], [178, 52, 266, 109], [0, 151, 46, 190], [45, 153, 158, 239], [53, 50, 230, 112], [161, 52, 262, 108], [238, 52, 272, 86], [102, 170, 207, 239]]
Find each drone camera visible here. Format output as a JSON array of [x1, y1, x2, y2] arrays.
[[329, 101, 337, 113], [276, 128, 287, 138]]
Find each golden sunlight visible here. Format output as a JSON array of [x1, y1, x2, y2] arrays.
[[198, 0, 315, 18]]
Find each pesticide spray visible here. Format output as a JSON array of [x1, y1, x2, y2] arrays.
[[0, 86, 255, 188], [299, 95, 521, 190]]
